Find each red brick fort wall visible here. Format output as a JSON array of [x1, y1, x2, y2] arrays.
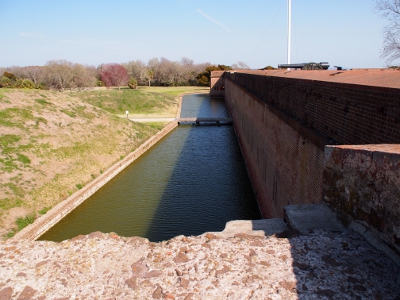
[[218, 69, 400, 219]]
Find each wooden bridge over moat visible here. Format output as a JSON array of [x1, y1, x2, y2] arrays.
[[177, 117, 233, 126]]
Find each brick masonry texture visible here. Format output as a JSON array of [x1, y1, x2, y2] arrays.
[[225, 71, 400, 145], [219, 69, 400, 227], [210, 71, 226, 98], [224, 80, 325, 218], [324, 144, 400, 254]]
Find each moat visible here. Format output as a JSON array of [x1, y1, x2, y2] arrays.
[[39, 94, 261, 242]]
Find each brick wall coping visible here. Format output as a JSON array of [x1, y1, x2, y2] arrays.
[[330, 144, 400, 153], [228, 69, 400, 89], [210, 71, 225, 77]]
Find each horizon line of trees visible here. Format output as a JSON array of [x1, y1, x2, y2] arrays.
[[0, 58, 251, 91]]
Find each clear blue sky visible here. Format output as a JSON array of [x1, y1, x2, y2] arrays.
[[0, 0, 388, 69]]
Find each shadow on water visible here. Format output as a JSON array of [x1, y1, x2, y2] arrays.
[[145, 94, 261, 242]]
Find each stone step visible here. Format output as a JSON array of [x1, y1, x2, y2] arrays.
[[206, 218, 288, 238], [284, 202, 345, 233], [206, 202, 350, 239], [206, 203, 345, 238]]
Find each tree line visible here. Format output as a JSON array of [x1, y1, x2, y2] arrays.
[[1, 0, 398, 89], [0, 58, 251, 91]]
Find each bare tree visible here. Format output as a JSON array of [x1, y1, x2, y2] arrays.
[[22, 66, 43, 85], [231, 61, 250, 70], [43, 60, 97, 91], [157, 57, 177, 85], [0, 57, 216, 89], [123, 57, 212, 86], [123, 60, 148, 85], [178, 57, 194, 84], [71, 64, 97, 90], [45, 60, 75, 91], [376, 0, 400, 64]]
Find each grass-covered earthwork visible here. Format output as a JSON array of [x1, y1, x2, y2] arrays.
[[1, 86, 200, 238]]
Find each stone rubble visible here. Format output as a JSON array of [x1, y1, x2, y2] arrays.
[[0, 229, 399, 299]]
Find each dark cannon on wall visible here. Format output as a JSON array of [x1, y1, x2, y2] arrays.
[[278, 62, 330, 70]]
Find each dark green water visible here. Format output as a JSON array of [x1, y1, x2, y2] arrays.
[[39, 94, 261, 242]]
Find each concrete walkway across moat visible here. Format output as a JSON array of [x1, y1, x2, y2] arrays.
[[129, 117, 233, 125], [1, 203, 399, 299], [177, 117, 233, 125]]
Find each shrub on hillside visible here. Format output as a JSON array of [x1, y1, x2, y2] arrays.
[[128, 77, 137, 89], [3, 72, 18, 81], [22, 79, 36, 89], [0, 76, 12, 88], [0, 71, 38, 89], [36, 82, 48, 90], [13, 79, 36, 89], [12, 79, 23, 88]]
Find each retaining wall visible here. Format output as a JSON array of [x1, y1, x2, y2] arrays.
[[13, 121, 178, 241]]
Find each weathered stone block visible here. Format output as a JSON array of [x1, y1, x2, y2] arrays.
[[323, 145, 400, 254]]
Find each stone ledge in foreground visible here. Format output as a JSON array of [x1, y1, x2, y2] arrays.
[[0, 228, 399, 299]]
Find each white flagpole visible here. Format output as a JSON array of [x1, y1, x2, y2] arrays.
[[287, 0, 292, 66]]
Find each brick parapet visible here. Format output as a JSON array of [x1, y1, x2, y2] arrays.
[[323, 144, 400, 254], [225, 72, 400, 145], [223, 70, 400, 232]]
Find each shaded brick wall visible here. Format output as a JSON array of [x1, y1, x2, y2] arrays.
[[225, 80, 326, 218], [324, 145, 400, 253], [221, 70, 400, 220], [225, 72, 400, 145], [210, 71, 226, 98]]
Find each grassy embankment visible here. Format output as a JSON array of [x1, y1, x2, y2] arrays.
[[0, 86, 208, 238], [70, 86, 208, 121]]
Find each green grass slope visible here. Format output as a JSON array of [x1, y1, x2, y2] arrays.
[[0, 88, 184, 238]]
